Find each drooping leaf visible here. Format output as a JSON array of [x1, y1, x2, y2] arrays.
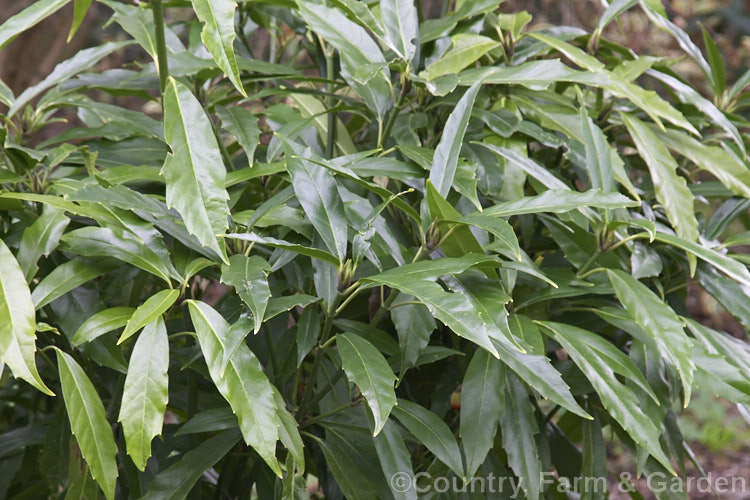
[[0, 240, 53, 395], [220, 255, 271, 333], [391, 294, 435, 372], [286, 152, 348, 263], [296, 307, 320, 367], [140, 430, 241, 500], [621, 113, 699, 248], [460, 348, 505, 477], [56, 350, 118, 500], [538, 321, 673, 472], [187, 300, 281, 476], [579, 106, 615, 192], [392, 399, 464, 478], [429, 80, 482, 197], [337, 332, 397, 436], [68, 0, 93, 41], [500, 373, 542, 500], [216, 105, 260, 167], [607, 269, 694, 406], [420, 34, 499, 81], [191, 0, 245, 95], [118, 317, 169, 470], [161, 77, 230, 262], [372, 420, 417, 500]]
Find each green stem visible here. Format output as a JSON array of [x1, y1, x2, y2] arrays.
[[152, 0, 170, 93], [298, 298, 339, 414], [325, 46, 336, 159], [379, 80, 408, 149]]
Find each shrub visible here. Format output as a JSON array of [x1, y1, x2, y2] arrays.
[[1, 0, 750, 498]]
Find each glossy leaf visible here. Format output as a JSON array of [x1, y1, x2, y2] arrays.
[[0, 0, 70, 49], [56, 350, 118, 500], [191, 0, 245, 95], [68, 0, 93, 41], [161, 77, 230, 262], [187, 300, 281, 476], [216, 105, 260, 167], [429, 80, 482, 197], [392, 399, 463, 478], [421, 34, 499, 81], [118, 317, 169, 470], [17, 206, 69, 282], [337, 333, 397, 436], [72, 307, 135, 345], [32, 258, 117, 310], [220, 255, 271, 333], [501, 373, 541, 500], [373, 420, 417, 500], [0, 240, 52, 395], [607, 269, 694, 406], [380, 0, 418, 62]]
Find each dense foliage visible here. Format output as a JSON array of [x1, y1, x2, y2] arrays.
[[1, 0, 750, 498]]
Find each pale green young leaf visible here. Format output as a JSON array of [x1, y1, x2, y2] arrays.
[[187, 300, 281, 476], [191, 0, 246, 96], [119, 289, 179, 344], [481, 188, 637, 217], [420, 34, 499, 81], [337, 332, 397, 436], [118, 318, 169, 470], [220, 255, 271, 333], [579, 107, 615, 192], [56, 350, 118, 500], [0, 240, 53, 395], [68, 0, 93, 41], [72, 307, 135, 345], [161, 77, 230, 262]]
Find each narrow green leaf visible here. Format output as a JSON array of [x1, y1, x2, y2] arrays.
[[286, 152, 348, 263], [0, 240, 52, 395], [118, 317, 169, 470], [56, 350, 118, 500], [176, 407, 237, 436], [68, 0, 93, 41], [162, 77, 230, 262], [607, 269, 694, 406], [290, 90, 358, 157], [380, 0, 418, 62], [272, 387, 305, 471], [373, 420, 417, 500], [187, 300, 281, 476], [337, 333, 397, 436], [216, 105, 260, 167], [391, 294, 434, 372], [9, 41, 129, 116], [362, 255, 503, 357], [460, 349, 504, 477], [421, 34, 499, 81], [72, 307, 135, 345], [32, 258, 117, 309], [0, 0, 69, 49], [621, 113, 698, 247], [580, 107, 615, 192], [580, 407, 607, 500], [140, 430, 241, 500], [393, 399, 464, 478], [220, 255, 271, 333], [501, 373, 542, 500], [653, 232, 750, 287], [538, 321, 674, 473], [481, 188, 637, 217], [224, 233, 340, 265], [429, 80, 482, 197], [62, 227, 177, 284], [17, 206, 69, 282], [191, 0, 246, 95], [296, 308, 320, 367]]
